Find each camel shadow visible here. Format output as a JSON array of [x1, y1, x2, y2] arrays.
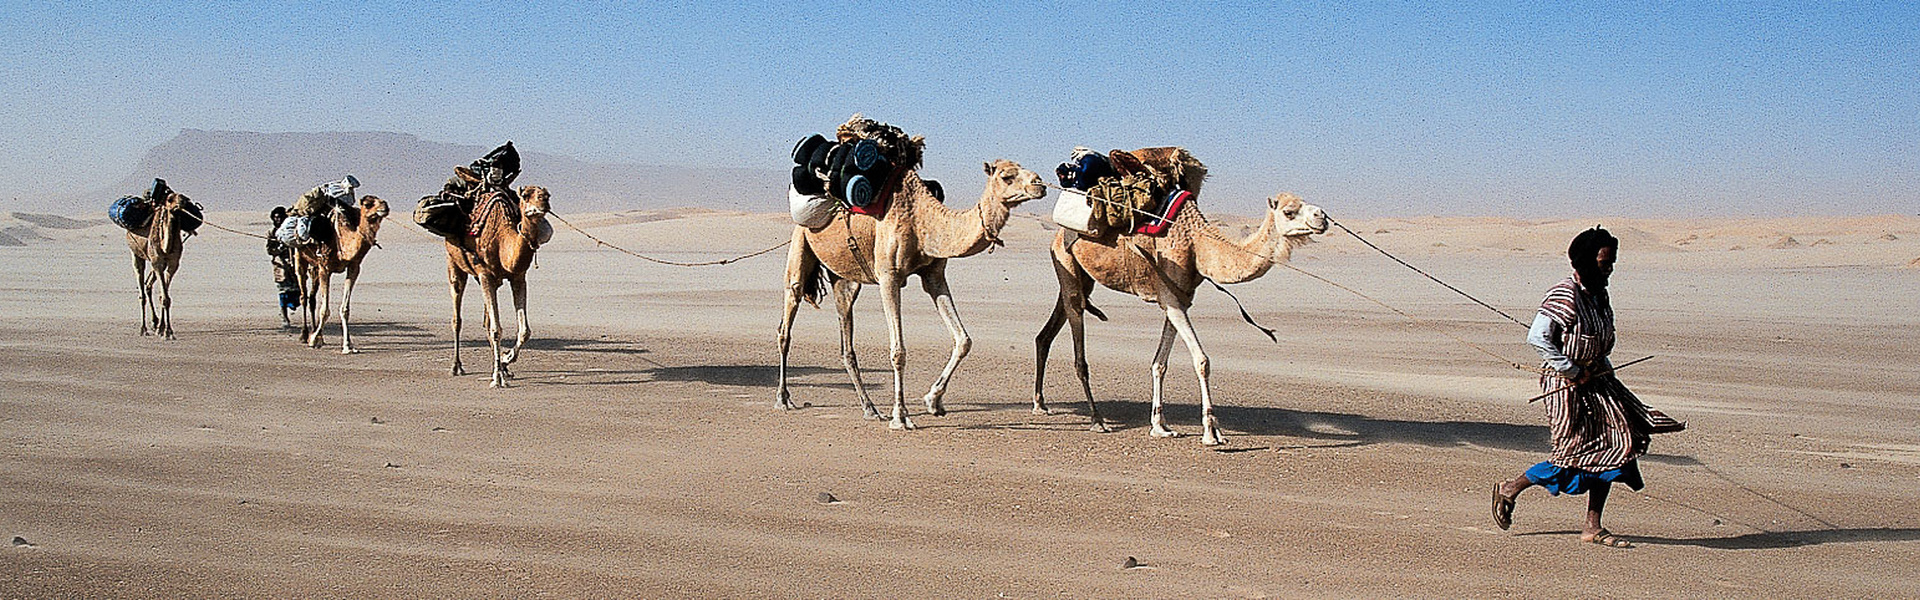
[[521, 336, 653, 355], [972, 398, 1551, 452], [1517, 527, 1920, 550]]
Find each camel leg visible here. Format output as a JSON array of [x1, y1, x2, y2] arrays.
[[1148, 318, 1180, 438], [449, 264, 467, 376], [311, 274, 333, 348], [299, 263, 317, 343], [1031, 301, 1068, 416], [338, 265, 360, 354], [917, 265, 968, 417], [1066, 292, 1106, 433], [500, 275, 531, 368], [133, 255, 152, 336], [775, 231, 812, 411], [1163, 303, 1224, 446], [156, 260, 176, 339], [482, 277, 508, 388], [877, 274, 913, 431], [830, 279, 881, 419]]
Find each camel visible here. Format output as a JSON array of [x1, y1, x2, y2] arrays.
[[1032, 149, 1328, 445], [776, 125, 1046, 430], [126, 190, 191, 339], [444, 181, 551, 388], [292, 195, 390, 353]]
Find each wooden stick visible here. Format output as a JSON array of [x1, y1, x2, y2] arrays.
[[1526, 355, 1655, 403]]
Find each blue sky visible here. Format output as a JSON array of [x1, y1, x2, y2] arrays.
[[3, 1, 1914, 216]]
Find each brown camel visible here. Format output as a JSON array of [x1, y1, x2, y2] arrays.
[[776, 126, 1046, 429], [126, 190, 191, 339], [445, 181, 551, 388], [1032, 149, 1328, 445], [292, 195, 390, 353]]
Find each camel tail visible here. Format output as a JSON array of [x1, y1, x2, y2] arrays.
[[798, 259, 832, 308], [1085, 302, 1107, 321]]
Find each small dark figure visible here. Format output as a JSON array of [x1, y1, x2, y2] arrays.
[[268, 206, 300, 326]]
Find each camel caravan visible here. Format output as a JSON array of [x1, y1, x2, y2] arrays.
[[107, 115, 1331, 440]]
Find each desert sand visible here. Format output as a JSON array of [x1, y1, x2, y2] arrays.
[[2, 207, 1917, 598]]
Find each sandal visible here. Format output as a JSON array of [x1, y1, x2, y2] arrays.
[[1491, 484, 1515, 530], [1581, 529, 1633, 548]]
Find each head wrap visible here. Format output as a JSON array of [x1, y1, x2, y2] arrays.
[[1569, 226, 1618, 288]]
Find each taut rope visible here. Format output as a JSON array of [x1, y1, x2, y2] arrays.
[[547, 211, 790, 267], [198, 220, 268, 240], [1326, 216, 1529, 328]]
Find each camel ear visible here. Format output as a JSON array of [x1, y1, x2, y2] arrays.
[[983, 162, 994, 176]]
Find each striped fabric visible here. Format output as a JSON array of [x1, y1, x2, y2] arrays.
[[1536, 277, 1652, 471]]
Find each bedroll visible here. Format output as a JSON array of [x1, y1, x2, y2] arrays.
[[108, 195, 151, 231]]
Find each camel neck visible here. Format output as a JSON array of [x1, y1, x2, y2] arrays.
[[1191, 205, 1282, 284], [911, 173, 1007, 259]]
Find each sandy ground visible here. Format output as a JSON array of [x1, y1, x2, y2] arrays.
[[1, 207, 1917, 598]]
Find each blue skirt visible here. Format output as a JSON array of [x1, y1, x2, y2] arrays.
[[1525, 460, 1643, 496]]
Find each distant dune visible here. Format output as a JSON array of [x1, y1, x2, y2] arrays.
[[42, 129, 787, 215]]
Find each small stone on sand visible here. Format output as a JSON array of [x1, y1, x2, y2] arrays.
[[1121, 556, 1139, 569], [817, 492, 838, 504]]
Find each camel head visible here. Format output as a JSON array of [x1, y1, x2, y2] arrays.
[[357, 195, 389, 233], [1270, 192, 1328, 239], [981, 159, 1047, 208], [517, 185, 550, 220]]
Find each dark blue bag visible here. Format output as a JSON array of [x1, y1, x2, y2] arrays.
[[108, 195, 151, 231], [1055, 149, 1113, 191]]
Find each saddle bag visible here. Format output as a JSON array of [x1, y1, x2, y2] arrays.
[[789, 184, 837, 229], [108, 195, 152, 231], [1051, 188, 1099, 235], [414, 193, 467, 238]]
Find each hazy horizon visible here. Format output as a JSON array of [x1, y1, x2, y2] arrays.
[[4, 3, 1916, 218]]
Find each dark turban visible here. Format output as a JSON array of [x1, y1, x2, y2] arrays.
[[1569, 226, 1618, 288]]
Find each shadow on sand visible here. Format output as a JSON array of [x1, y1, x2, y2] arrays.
[[1518, 527, 1920, 550], [960, 398, 1553, 453]]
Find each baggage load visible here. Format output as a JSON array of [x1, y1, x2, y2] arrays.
[[789, 184, 837, 229], [1055, 147, 1113, 191], [275, 215, 329, 247], [413, 193, 467, 238], [108, 195, 152, 231], [173, 198, 205, 234], [1051, 188, 1098, 234]]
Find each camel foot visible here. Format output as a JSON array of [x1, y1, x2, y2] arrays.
[[340, 346, 359, 355], [452, 363, 466, 376], [922, 394, 946, 417], [1089, 420, 1111, 433], [1031, 404, 1050, 416], [1202, 432, 1228, 447], [1150, 426, 1181, 438], [776, 390, 798, 411], [489, 375, 510, 389], [497, 363, 513, 379], [888, 414, 916, 430], [861, 406, 885, 421]]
